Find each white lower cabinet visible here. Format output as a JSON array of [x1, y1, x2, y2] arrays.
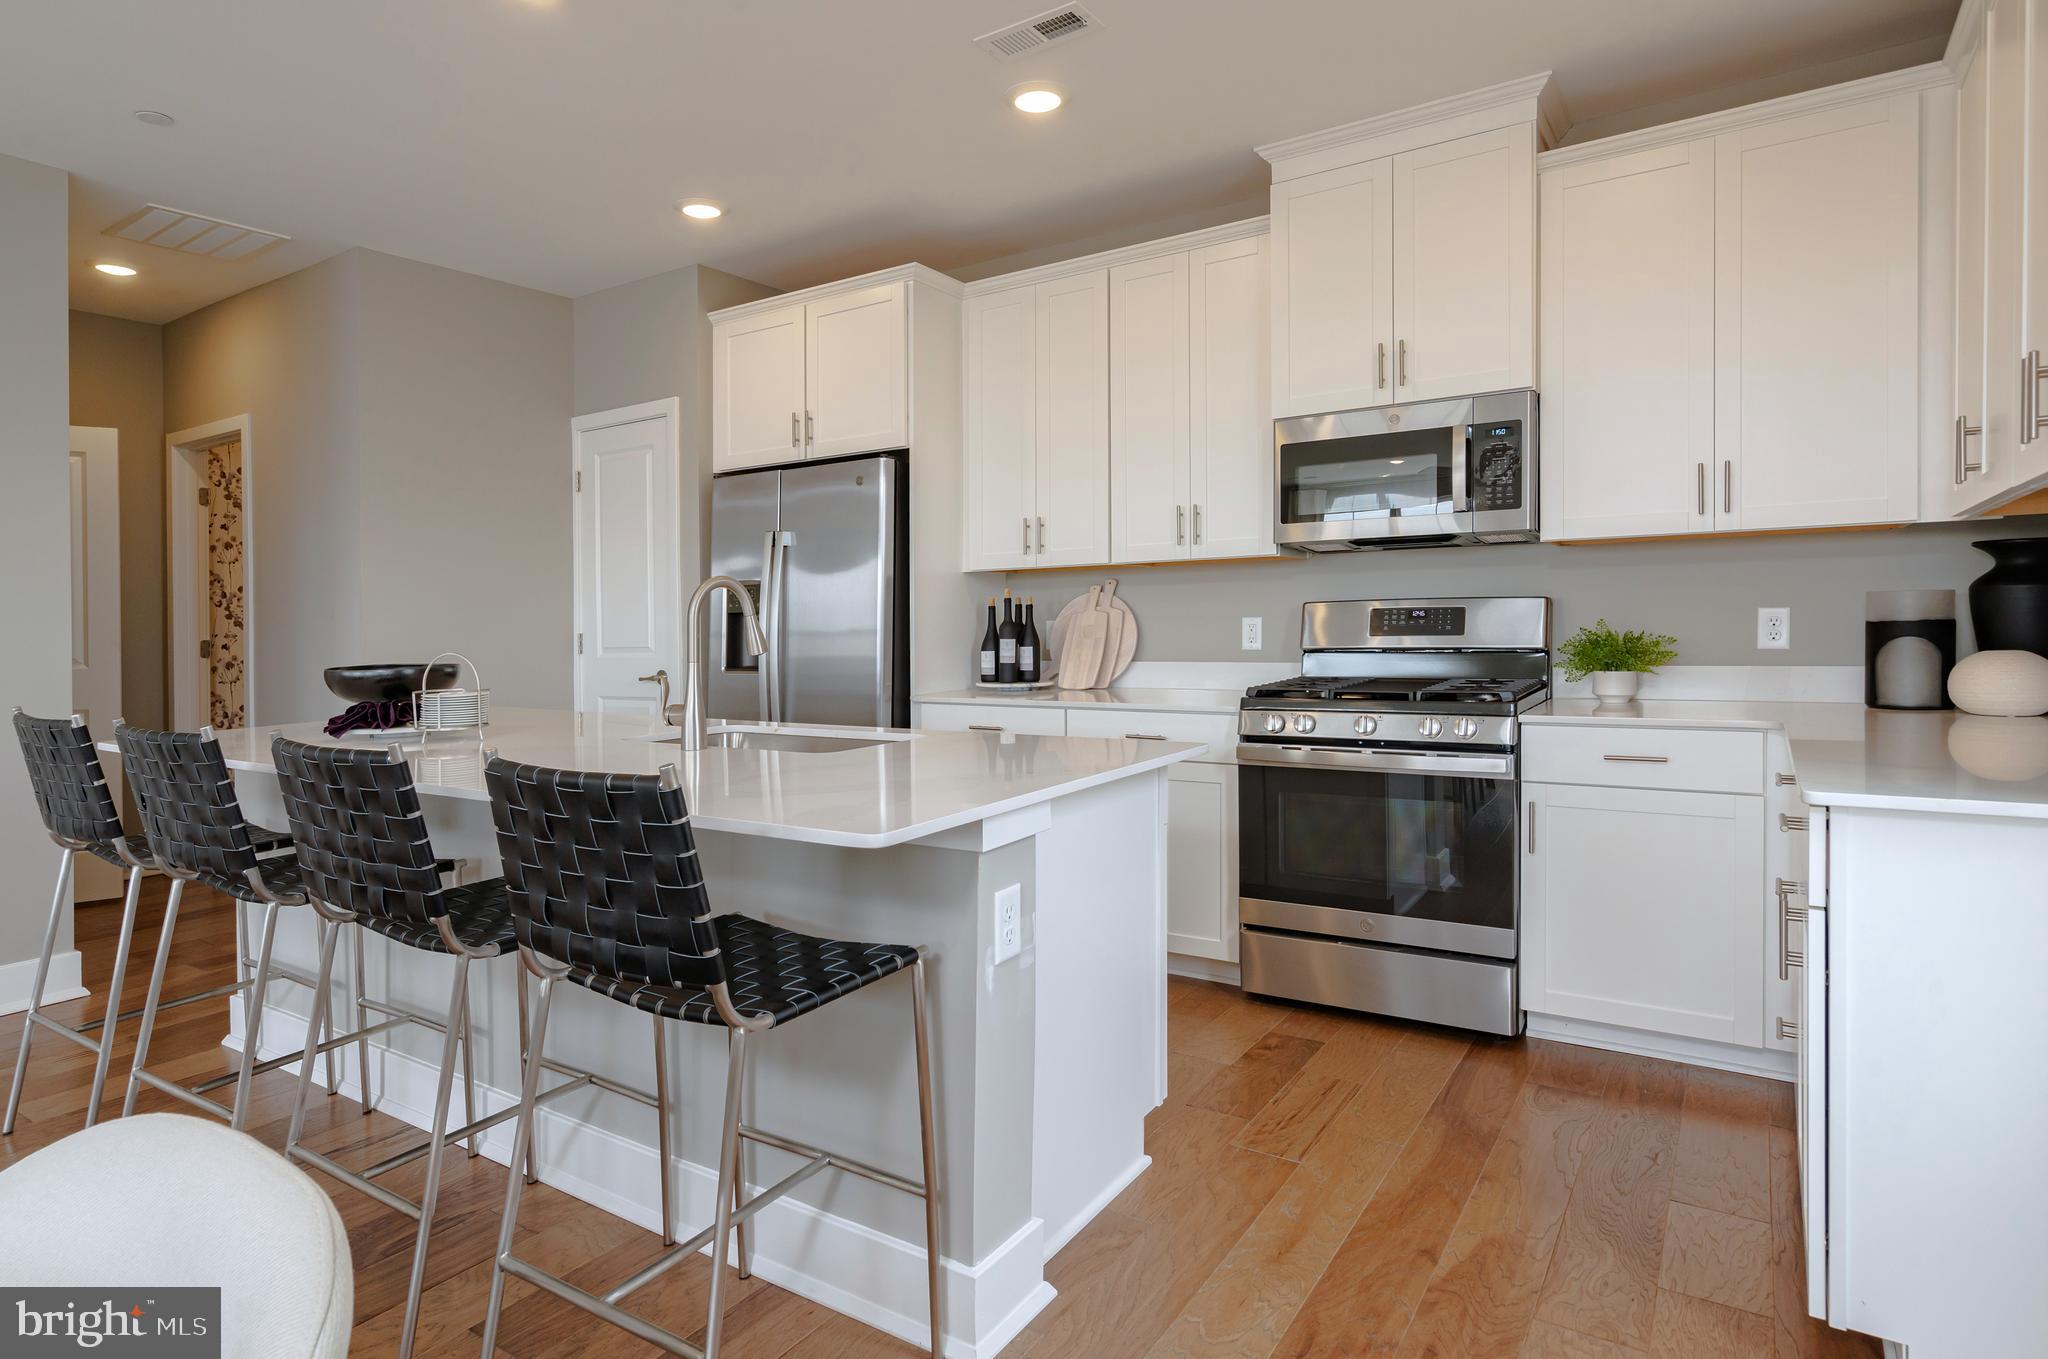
[[1521, 780, 1765, 1047], [913, 701, 1068, 737], [1763, 733, 1808, 1053], [1165, 762, 1238, 962]]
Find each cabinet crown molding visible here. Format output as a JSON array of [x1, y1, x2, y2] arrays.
[[1945, 0, 1987, 76], [1256, 71, 1564, 179], [707, 261, 962, 325], [1537, 61, 1953, 171], [959, 216, 1270, 297]]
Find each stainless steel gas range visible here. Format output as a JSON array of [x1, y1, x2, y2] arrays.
[[1236, 597, 1551, 1037]]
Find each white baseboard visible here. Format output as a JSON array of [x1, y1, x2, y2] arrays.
[[1042, 1153, 1148, 1258], [0, 951, 86, 1018], [1526, 1013, 1796, 1082], [1165, 954, 1240, 986], [226, 1018, 1051, 1358]]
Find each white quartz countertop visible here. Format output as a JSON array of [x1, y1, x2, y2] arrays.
[[105, 708, 1200, 850], [913, 686, 1244, 714], [1532, 699, 2048, 820]]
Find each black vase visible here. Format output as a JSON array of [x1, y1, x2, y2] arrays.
[[1968, 538, 2048, 657]]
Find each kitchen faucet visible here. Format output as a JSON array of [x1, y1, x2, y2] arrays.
[[675, 575, 768, 751]]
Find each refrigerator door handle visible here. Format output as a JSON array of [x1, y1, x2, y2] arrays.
[[759, 529, 790, 723]]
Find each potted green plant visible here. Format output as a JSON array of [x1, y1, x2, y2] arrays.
[[1557, 619, 1679, 702]]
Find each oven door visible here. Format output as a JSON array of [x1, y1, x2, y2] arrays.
[[1237, 743, 1520, 958]]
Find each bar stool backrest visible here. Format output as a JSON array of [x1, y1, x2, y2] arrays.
[[12, 711, 124, 849], [115, 723, 263, 883], [271, 736, 450, 927], [483, 756, 727, 991]]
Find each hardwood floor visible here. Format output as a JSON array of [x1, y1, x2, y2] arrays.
[[0, 877, 1878, 1358]]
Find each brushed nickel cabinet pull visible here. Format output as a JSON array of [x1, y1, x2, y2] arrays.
[[1956, 413, 1984, 483], [1777, 878, 1808, 980], [1193, 504, 1202, 545], [1023, 517, 1032, 554], [791, 412, 800, 447], [1124, 732, 1167, 741], [1777, 1018, 1801, 1041], [967, 723, 1005, 732], [1722, 459, 1733, 514], [1697, 462, 1707, 516], [2025, 352, 2037, 448], [1037, 516, 1046, 552], [1602, 754, 1670, 763], [1781, 813, 1810, 833], [1525, 800, 1536, 853], [805, 409, 814, 445], [1775, 773, 1798, 787], [1177, 505, 1186, 545], [1377, 341, 1387, 390], [1397, 338, 1408, 388]]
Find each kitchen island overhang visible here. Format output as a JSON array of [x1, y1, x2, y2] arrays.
[[104, 709, 1199, 1359]]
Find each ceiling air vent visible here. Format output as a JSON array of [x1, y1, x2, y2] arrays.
[[974, 5, 1103, 60], [103, 204, 290, 262]]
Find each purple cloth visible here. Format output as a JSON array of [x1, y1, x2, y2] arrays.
[[323, 698, 415, 738]]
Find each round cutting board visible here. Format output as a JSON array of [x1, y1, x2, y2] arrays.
[[1047, 591, 1137, 688]]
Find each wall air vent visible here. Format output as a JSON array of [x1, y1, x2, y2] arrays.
[[974, 5, 1103, 60], [102, 204, 290, 262]]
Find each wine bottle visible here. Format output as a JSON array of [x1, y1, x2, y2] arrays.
[[978, 597, 998, 683], [997, 589, 1021, 684], [1020, 596, 1042, 682]]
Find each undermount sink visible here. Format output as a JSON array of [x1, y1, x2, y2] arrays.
[[665, 729, 893, 754]]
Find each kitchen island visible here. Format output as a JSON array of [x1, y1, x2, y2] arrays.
[[113, 708, 1200, 1358]]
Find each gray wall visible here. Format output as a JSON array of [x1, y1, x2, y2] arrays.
[[0, 154, 75, 977], [1004, 519, 2048, 666], [69, 311, 166, 732]]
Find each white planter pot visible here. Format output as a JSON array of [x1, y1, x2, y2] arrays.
[[1590, 671, 1643, 702]]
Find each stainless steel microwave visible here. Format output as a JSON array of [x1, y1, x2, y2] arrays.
[[1273, 389, 1538, 551]]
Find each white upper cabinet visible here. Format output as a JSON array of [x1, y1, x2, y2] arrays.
[[712, 279, 910, 472], [1270, 159, 1395, 417], [1033, 270, 1112, 567], [2019, 0, 2048, 494], [1110, 253, 1191, 563], [1540, 141, 1716, 540], [806, 281, 908, 460], [1951, 36, 1994, 517], [1187, 235, 1274, 559], [962, 285, 1039, 571], [1391, 125, 1536, 402], [1714, 93, 1923, 531], [712, 302, 807, 471]]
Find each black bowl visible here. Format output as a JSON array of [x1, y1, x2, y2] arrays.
[[323, 663, 460, 705]]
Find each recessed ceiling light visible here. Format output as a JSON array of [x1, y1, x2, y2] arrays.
[[94, 263, 138, 277], [679, 200, 723, 221], [1011, 83, 1064, 114], [132, 110, 175, 127]]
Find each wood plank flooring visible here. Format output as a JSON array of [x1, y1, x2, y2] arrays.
[[0, 877, 1880, 1357]]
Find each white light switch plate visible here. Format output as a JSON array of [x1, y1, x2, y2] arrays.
[[1241, 617, 1263, 651], [993, 884, 1022, 964]]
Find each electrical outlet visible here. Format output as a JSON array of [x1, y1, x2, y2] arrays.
[[1241, 616, 1263, 651], [1758, 606, 1791, 650], [993, 884, 1022, 964]]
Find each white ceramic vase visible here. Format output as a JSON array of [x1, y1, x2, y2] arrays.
[[1590, 671, 1642, 703], [1947, 649, 2048, 717]]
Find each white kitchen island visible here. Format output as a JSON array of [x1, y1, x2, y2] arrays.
[[115, 709, 1200, 1358]]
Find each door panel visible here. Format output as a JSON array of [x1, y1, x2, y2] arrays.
[[1167, 763, 1237, 961], [69, 426, 123, 901], [1393, 125, 1535, 402], [1189, 235, 1274, 559], [713, 303, 806, 471], [1271, 159, 1395, 416], [807, 282, 908, 459], [1109, 253, 1190, 563], [1034, 270, 1111, 566], [963, 285, 1038, 570], [575, 410, 679, 717], [778, 456, 895, 727], [1539, 141, 1716, 540]]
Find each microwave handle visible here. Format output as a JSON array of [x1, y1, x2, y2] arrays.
[[1451, 422, 1472, 513]]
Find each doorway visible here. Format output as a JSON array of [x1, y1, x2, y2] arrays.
[[571, 399, 681, 715], [69, 425, 124, 902], [167, 416, 256, 729]]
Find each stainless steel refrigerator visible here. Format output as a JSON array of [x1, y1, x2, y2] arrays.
[[706, 452, 910, 729]]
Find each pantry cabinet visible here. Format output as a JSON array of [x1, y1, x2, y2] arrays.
[[1538, 82, 1932, 539], [712, 279, 908, 472]]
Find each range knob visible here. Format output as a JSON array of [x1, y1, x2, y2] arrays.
[[1353, 715, 1378, 737], [1262, 713, 1286, 735], [1293, 714, 1318, 735], [1453, 717, 1480, 740], [1418, 716, 1445, 739]]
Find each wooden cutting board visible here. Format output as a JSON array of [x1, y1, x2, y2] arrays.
[[1047, 585, 1138, 688], [1058, 586, 1109, 694]]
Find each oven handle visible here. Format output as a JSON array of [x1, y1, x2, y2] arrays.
[[1235, 742, 1516, 780]]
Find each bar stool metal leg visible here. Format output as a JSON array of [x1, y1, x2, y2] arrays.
[[705, 1028, 750, 1359], [353, 928, 373, 1113], [653, 1016, 674, 1246], [82, 864, 148, 1128], [514, 967, 536, 1184], [730, 1028, 752, 1279], [121, 877, 185, 1119], [3, 847, 75, 1136], [912, 958, 942, 1358], [460, 987, 479, 1158], [480, 970, 556, 1358], [229, 900, 281, 1131], [398, 955, 471, 1359], [287, 919, 345, 1156]]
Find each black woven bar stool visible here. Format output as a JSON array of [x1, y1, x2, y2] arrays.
[[269, 735, 605, 1359], [4, 711, 290, 1136], [476, 757, 942, 1359], [112, 722, 344, 1129]]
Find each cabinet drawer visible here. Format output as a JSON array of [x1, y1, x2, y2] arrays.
[[915, 703, 1067, 736], [1523, 724, 1763, 794], [1063, 707, 1235, 760]]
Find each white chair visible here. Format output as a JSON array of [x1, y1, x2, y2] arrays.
[[0, 1113, 352, 1359]]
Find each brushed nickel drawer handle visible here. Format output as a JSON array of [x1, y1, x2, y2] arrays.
[[1781, 813, 1810, 832], [1602, 754, 1670, 763], [1697, 462, 1707, 516], [1722, 459, 1733, 515], [1525, 800, 1536, 853], [1775, 773, 1797, 787], [1777, 1018, 1801, 1041], [1125, 732, 1168, 741], [967, 723, 1005, 733], [1377, 341, 1387, 390], [1777, 878, 1808, 979]]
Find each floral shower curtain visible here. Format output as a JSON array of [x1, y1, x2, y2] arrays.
[[206, 439, 247, 728]]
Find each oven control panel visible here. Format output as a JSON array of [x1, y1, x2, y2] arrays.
[[1370, 606, 1464, 637], [1239, 709, 1518, 749]]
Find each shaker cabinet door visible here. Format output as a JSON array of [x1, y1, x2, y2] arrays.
[[1270, 158, 1395, 417], [962, 285, 1039, 571], [1188, 235, 1275, 560], [1166, 762, 1238, 962], [1034, 269, 1112, 567], [712, 302, 807, 472], [806, 282, 908, 460], [1109, 253, 1191, 564]]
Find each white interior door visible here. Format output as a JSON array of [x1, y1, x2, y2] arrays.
[[573, 401, 680, 717], [70, 426, 123, 901]]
